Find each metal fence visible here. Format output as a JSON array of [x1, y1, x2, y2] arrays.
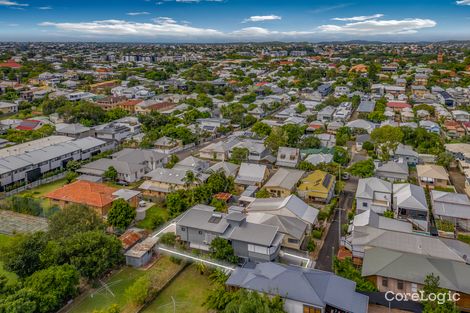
[[1, 172, 67, 198]]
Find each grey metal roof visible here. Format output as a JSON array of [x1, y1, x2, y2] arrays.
[[393, 183, 428, 212], [177, 206, 230, 234], [362, 247, 470, 294], [264, 168, 305, 190], [356, 177, 392, 200], [227, 263, 368, 313], [431, 190, 470, 219], [226, 222, 279, 246]]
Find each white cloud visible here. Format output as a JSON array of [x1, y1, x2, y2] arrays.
[[0, 0, 28, 6], [332, 14, 384, 21], [126, 11, 150, 16], [242, 15, 282, 23], [318, 18, 436, 35], [457, 0, 470, 5], [38, 6, 52, 10], [39, 19, 224, 38]]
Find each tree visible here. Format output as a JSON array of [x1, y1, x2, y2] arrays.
[[348, 159, 375, 178], [282, 124, 305, 147], [126, 275, 151, 306], [255, 188, 271, 198], [159, 232, 176, 246], [1, 232, 48, 278], [252, 121, 271, 137], [336, 127, 352, 146], [23, 264, 79, 313], [437, 152, 453, 169], [265, 127, 288, 153], [48, 204, 104, 239], [367, 111, 386, 123], [333, 147, 350, 166], [422, 274, 459, 313], [210, 238, 238, 264], [107, 199, 136, 230], [224, 289, 286, 313], [230, 147, 249, 164], [103, 166, 118, 182], [183, 171, 199, 187], [42, 231, 123, 280], [295, 103, 307, 114], [65, 171, 78, 183], [299, 136, 321, 149], [333, 257, 377, 292], [371, 126, 404, 161], [383, 210, 394, 218]]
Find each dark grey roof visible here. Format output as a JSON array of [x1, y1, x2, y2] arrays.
[[177, 206, 229, 234], [227, 263, 368, 313], [226, 222, 279, 246]]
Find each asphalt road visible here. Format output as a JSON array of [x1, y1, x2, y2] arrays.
[[315, 188, 355, 272]]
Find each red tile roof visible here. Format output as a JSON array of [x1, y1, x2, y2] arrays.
[[119, 230, 144, 250], [0, 60, 22, 69], [387, 102, 411, 109], [214, 192, 232, 202], [45, 180, 119, 208], [16, 120, 41, 131]]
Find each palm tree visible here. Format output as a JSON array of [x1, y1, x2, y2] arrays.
[[183, 171, 200, 187]]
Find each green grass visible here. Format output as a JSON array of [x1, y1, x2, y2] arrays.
[[458, 234, 470, 245], [136, 206, 169, 231], [435, 219, 455, 232], [67, 256, 182, 313], [141, 265, 213, 313], [20, 178, 68, 198], [0, 234, 18, 283]]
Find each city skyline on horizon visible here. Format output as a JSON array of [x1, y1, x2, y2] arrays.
[[0, 0, 470, 43]]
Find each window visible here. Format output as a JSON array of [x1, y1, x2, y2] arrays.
[[198, 230, 203, 235], [181, 227, 186, 231], [303, 305, 321, 313], [287, 238, 299, 244], [397, 280, 404, 290], [382, 277, 388, 287], [363, 202, 368, 208], [411, 283, 418, 293]]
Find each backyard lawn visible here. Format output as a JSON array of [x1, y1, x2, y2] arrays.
[[20, 178, 68, 198], [136, 205, 169, 230], [0, 233, 17, 283], [67, 256, 183, 313], [141, 264, 213, 313]]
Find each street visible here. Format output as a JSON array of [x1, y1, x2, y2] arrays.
[[315, 178, 357, 272]]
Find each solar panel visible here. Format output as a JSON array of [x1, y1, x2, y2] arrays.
[[322, 174, 332, 188]]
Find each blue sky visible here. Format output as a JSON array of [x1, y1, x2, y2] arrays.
[[0, 0, 470, 42]]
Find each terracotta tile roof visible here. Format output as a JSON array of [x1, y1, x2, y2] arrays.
[[16, 120, 41, 131], [0, 60, 22, 69], [45, 180, 119, 208], [387, 102, 411, 109], [214, 192, 232, 202]]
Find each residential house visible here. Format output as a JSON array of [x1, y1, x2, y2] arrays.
[[362, 247, 470, 311], [357, 100, 375, 114], [276, 147, 300, 168], [176, 205, 283, 263], [154, 136, 183, 154], [235, 163, 269, 190], [375, 160, 409, 182], [297, 170, 336, 203], [77, 148, 167, 183], [452, 110, 470, 122], [355, 134, 371, 152], [173, 156, 209, 173], [314, 133, 336, 148], [393, 144, 419, 165], [55, 123, 93, 139], [444, 120, 465, 138], [419, 120, 440, 134], [45, 180, 140, 215], [416, 164, 450, 188], [226, 263, 368, 313], [317, 106, 335, 123], [303, 153, 334, 166], [206, 161, 240, 178], [431, 190, 470, 231], [346, 119, 375, 134], [0, 101, 18, 114], [139, 168, 207, 199], [355, 177, 392, 214], [263, 168, 305, 198], [393, 183, 429, 231]]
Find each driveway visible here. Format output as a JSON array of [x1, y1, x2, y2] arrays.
[[315, 190, 354, 272]]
